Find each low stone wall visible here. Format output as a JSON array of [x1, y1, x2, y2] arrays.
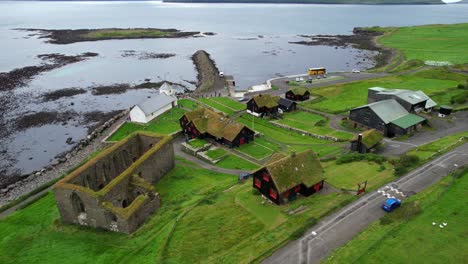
[[197, 147, 228, 165], [270, 122, 341, 142], [181, 141, 212, 156]]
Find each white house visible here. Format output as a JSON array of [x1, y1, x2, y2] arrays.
[[159, 82, 175, 96], [129, 93, 177, 124]]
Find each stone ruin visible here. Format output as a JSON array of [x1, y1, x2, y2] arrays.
[[53, 132, 174, 234]]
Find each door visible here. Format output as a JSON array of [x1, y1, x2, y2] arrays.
[[314, 182, 321, 192], [239, 137, 245, 145]]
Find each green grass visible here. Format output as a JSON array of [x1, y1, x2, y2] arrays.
[[379, 23, 468, 65], [210, 97, 246, 111], [178, 98, 199, 110], [205, 148, 228, 160], [407, 131, 468, 161], [276, 111, 353, 140], [216, 154, 260, 171], [188, 138, 208, 148], [82, 29, 173, 39], [107, 107, 186, 141], [197, 98, 235, 115], [0, 158, 355, 264], [302, 68, 464, 113], [323, 161, 395, 191], [237, 138, 281, 160], [237, 114, 330, 145], [431, 88, 468, 107], [325, 169, 468, 264]]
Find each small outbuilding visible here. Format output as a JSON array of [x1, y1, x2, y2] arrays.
[[129, 93, 177, 124], [286, 87, 310, 101], [439, 105, 453, 116], [246, 94, 280, 117], [350, 129, 383, 153], [159, 82, 175, 96], [252, 150, 324, 205], [278, 98, 297, 112]]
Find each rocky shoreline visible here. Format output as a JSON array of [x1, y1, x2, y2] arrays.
[[191, 50, 226, 95], [19, 28, 203, 44], [290, 27, 393, 68], [0, 110, 128, 206]]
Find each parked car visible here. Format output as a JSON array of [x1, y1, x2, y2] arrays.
[[323, 74, 327, 78], [381, 198, 401, 212], [317, 75, 321, 79], [352, 69, 361, 73], [219, 71, 224, 77], [238, 97, 248, 102]]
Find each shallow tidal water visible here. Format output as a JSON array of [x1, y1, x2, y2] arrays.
[[1, 1, 468, 177]]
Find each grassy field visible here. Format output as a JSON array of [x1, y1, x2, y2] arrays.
[[216, 154, 260, 171], [325, 169, 468, 264], [237, 137, 282, 160], [407, 131, 468, 161], [302, 68, 465, 113], [378, 23, 468, 65], [197, 98, 236, 115], [188, 138, 208, 148], [178, 98, 199, 110], [106, 107, 185, 141], [276, 111, 353, 140], [323, 161, 395, 191], [205, 148, 228, 160], [0, 157, 355, 264], [210, 97, 246, 111]]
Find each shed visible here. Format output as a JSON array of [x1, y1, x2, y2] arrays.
[[350, 129, 383, 153], [129, 93, 177, 124], [278, 98, 297, 112]]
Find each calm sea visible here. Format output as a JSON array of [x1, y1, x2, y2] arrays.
[[1, 1, 467, 176]]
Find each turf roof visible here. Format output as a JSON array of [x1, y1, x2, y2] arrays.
[[288, 87, 309, 96], [352, 129, 383, 148], [256, 150, 324, 193], [252, 94, 279, 108], [184, 107, 252, 141]]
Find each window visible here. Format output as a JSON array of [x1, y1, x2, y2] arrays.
[[294, 185, 301, 193], [269, 188, 278, 200], [254, 177, 261, 188], [262, 172, 270, 182]]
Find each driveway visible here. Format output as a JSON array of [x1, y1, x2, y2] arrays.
[[262, 143, 468, 264]]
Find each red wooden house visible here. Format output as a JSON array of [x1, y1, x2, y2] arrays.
[[252, 150, 325, 205], [180, 107, 254, 148]]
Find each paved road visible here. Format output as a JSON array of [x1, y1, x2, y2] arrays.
[[263, 143, 468, 264]]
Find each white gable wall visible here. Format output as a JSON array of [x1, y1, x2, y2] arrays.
[[130, 101, 177, 124]]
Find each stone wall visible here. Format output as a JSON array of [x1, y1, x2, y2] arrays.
[[53, 132, 174, 234]]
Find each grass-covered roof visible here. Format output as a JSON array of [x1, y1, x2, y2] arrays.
[[252, 94, 279, 108], [257, 150, 324, 193], [184, 107, 252, 141], [288, 87, 309, 96], [352, 129, 383, 148]]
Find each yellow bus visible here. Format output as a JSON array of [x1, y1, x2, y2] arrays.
[[307, 67, 326, 75]]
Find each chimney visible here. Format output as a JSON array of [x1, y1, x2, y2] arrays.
[[357, 133, 363, 151], [358, 133, 363, 143]]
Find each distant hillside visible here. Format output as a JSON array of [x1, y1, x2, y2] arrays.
[[163, 0, 444, 4]]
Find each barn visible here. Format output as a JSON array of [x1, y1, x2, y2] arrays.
[[368, 87, 437, 112], [129, 93, 177, 124], [350, 129, 383, 153], [285, 87, 310, 101], [246, 94, 280, 117], [349, 99, 426, 137], [180, 107, 254, 148], [252, 150, 324, 205], [278, 98, 297, 112]]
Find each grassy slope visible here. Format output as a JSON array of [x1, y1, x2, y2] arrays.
[[379, 23, 468, 65], [107, 107, 185, 141], [0, 158, 354, 264], [325, 170, 468, 263], [303, 68, 465, 113], [407, 131, 468, 161]]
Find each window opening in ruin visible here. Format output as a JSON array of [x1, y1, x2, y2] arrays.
[[71, 193, 85, 214]]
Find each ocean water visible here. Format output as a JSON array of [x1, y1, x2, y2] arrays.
[[1, 1, 467, 176]]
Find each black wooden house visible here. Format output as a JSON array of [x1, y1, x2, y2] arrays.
[[278, 98, 297, 112], [252, 150, 324, 205], [246, 94, 279, 117], [286, 87, 310, 101], [180, 108, 254, 148]]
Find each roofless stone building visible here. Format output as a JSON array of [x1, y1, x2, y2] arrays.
[[53, 132, 174, 234]]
